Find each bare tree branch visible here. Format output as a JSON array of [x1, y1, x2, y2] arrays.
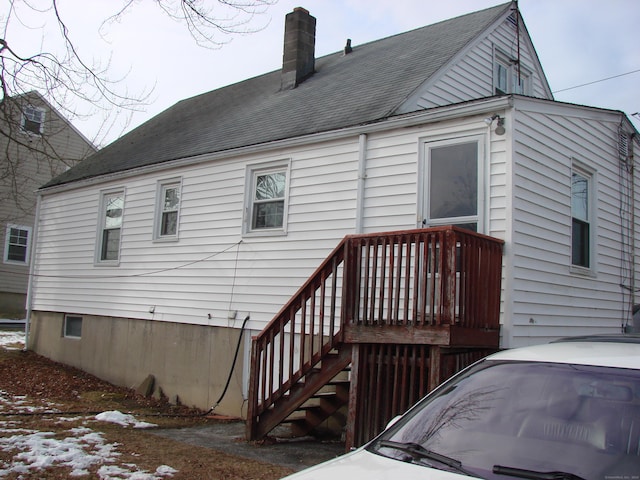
[[0, 0, 275, 225]]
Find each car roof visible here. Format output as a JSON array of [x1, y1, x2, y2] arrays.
[[486, 335, 640, 370]]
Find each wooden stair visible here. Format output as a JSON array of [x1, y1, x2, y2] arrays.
[[288, 367, 351, 437], [247, 227, 504, 449], [249, 344, 352, 440]]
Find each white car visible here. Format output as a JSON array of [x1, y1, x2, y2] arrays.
[[284, 335, 640, 480]]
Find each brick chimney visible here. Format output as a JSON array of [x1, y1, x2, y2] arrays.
[[281, 7, 316, 90]]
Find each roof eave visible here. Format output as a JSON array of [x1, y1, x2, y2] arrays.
[[38, 96, 513, 196]]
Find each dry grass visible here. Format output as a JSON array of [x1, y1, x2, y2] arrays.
[[0, 347, 294, 479]]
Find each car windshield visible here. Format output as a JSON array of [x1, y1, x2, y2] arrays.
[[369, 360, 640, 480]]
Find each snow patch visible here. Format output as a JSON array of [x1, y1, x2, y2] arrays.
[[95, 411, 157, 429], [0, 387, 176, 478], [0, 327, 25, 349]]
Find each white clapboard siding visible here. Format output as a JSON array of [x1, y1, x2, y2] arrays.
[[404, 20, 551, 112], [32, 95, 638, 347], [32, 136, 361, 329], [506, 99, 633, 346]]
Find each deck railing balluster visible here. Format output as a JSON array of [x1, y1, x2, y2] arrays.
[[246, 226, 504, 446]]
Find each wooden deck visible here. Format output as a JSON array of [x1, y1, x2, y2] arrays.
[[246, 226, 504, 449]]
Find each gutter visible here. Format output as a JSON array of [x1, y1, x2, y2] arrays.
[[38, 96, 514, 196]]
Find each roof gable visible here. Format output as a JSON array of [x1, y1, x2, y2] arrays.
[[46, 2, 513, 188]]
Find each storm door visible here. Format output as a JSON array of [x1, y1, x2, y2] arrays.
[[418, 136, 484, 318], [422, 137, 483, 232]]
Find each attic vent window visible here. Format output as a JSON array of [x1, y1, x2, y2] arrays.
[[21, 105, 45, 135], [618, 129, 630, 160], [494, 49, 530, 95]]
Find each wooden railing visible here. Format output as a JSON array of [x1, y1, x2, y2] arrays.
[[342, 227, 504, 346], [247, 226, 504, 440]]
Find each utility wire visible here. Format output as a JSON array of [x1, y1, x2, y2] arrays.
[[0, 240, 242, 280], [553, 68, 640, 94]]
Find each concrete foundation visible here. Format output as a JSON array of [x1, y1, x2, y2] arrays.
[[27, 311, 248, 417]]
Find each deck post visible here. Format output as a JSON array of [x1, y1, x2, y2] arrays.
[[428, 345, 442, 392], [443, 229, 457, 324], [345, 344, 359, 450], [245, 337, 259, 440]]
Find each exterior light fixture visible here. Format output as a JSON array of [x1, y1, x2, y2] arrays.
[[484, 114, 505, 135]]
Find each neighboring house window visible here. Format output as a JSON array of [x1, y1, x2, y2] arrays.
[[3, 224, 32, 264], [97, 190, 125, 263], [571, 166, 592, 269], [423, 137, 483, 232], [154, 180, 181, 240], [21, 105, 45, 135], [494, 50, 531, 95], [64, 315, 83, 338], [245, 161, 290, 235]]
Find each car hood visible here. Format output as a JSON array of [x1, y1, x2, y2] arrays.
[[282, 448, 480, 480]]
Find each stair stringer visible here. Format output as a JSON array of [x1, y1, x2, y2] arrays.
[[251, 343, 352, 440]]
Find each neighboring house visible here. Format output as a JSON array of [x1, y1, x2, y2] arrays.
[[0, 91, 95, 318], [26, 0, 639, 439]]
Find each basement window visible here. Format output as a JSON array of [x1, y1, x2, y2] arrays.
[[64, 315, 83, 338]]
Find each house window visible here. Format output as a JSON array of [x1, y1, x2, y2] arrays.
[[424, 138, 482, 232], [4, 224, 32, 264], [571, 167, 592, 269], [97, 190, 125, 263], [154, 180, 181, 240], [21, 105, 45, 135], [245, 162, 290, 234], [494, 50, 530, 95], [64, 315, 82, 338], [495, 61, 509, 95]]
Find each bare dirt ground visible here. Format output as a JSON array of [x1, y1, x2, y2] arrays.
[[0, 338, 294, 479]]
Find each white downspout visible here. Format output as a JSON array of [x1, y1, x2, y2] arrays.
[[355, 134, 367, 234], [24, 192, 41, 351]]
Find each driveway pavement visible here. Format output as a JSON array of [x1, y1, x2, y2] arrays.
[[152, 418, 346, 473]]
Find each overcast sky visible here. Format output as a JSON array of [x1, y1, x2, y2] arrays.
[[8, 0, 640, 145]]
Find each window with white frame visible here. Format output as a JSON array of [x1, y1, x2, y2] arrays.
[[97, 190, 125, 263], [64, 315, 83, 338], [245, 162, 290, 234], [494, 50, 531, 95], [21, 105, 45, 135], [4, 224, 32, 264], [571, 166, 592, 269], [423, 137, 483, 232], [154, 180, 181, 240]]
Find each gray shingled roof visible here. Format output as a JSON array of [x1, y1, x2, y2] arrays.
[[46, 2, 511, 188]]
